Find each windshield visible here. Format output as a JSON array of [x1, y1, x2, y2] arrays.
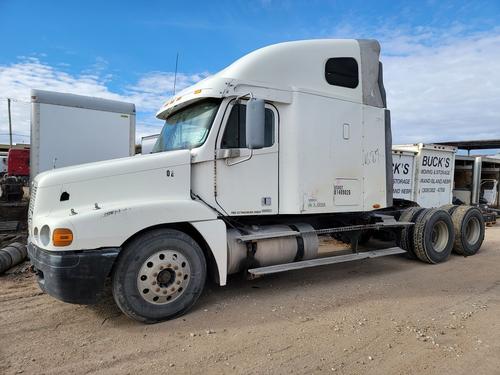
[[152, 99, 221, 153]]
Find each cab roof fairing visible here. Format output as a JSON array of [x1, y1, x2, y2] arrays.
[[156, 38, 385, 119], [155, 75, 228, 119], [155, 76, 293, 120]]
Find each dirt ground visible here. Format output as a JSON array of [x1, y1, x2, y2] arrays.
[[1, 226, 500, 375]]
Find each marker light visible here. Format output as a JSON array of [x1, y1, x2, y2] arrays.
[[53, 228, 73, 247]]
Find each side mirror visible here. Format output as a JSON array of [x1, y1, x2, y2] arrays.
[[245, 98, 266, 149]]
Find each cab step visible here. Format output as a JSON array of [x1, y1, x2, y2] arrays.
[[247, 247, 406, 276]]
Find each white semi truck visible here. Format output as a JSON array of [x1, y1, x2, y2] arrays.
[[28, 40, 485, 323]]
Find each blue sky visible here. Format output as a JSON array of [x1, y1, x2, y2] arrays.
[[1, 0, 500, 147]]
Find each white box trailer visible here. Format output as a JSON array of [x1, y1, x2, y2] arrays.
[[392, 149, 417, 201], [30, 90, 136, 180], [140, 134, 160, 154], [392, 144, 456, 208], [28, 40, 486, 323]]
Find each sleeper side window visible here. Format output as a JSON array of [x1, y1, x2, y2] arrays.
[[221, 103, 275, 149], [325, 57, 359, 89]]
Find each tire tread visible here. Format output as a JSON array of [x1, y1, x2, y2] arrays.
[[112, 228, 206, 323], [451, 205, 485, 256], [413, 208, 454, 264]]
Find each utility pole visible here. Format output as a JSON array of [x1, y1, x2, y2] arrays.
[[7, 98, 12, 147]]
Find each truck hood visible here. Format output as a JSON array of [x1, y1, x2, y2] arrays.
[[35, 150, 190, 188], [32, 150, 192, 220]]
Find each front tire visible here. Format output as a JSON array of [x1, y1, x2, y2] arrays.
[[112, 229, 207, 323]]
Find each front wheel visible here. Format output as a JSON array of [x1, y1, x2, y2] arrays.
[[112, 229, 207, 323]]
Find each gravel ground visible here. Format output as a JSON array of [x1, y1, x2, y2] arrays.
[[1, 225, 499, 374]]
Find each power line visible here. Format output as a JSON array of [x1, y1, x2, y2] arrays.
[[0, 133, 29, 137], [0, 97, 31, 104]]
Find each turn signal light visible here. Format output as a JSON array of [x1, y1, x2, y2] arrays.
[[52, 228, 73, 247]]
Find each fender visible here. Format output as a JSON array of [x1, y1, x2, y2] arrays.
[[31, 199, 218, 251], [32, 200, 229, 286], [190, 219, 228, 285]]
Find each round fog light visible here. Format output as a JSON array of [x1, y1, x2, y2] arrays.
[[40, 225, 51, 247]]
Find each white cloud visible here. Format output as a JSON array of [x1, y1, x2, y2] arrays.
[[0, 58, 204, 144], [380, 30, 500, 144], [329, 24, 500, 144], [126, 71, 208, 111], [2, 28, 500, 147]]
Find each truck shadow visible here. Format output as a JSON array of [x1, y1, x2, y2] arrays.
[[86, 250, 422, 326], [85, 240, 488, 327], [199, 253, 414, 306]]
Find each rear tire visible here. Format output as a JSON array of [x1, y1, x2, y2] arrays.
[[112, 229, 207, 323], [440, 204, 458, 215], [413, 208, 454, 264], [451, 206, 485, 256], [398, 207, 425, 258]]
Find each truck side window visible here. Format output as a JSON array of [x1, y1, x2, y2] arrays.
[[221, 103, 275, 149], [325, 57, 359, 89]]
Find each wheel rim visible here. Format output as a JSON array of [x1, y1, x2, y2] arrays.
[[431, 221, 449, 253], [465, 216, 481, 245], [137, 250, 191, 305]]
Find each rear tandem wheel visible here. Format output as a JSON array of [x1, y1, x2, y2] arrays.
[[398, 207, 425, 258], [413, 208, 455, 264], [451, 205, 485, 256]]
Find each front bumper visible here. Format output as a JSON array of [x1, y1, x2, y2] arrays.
[[28, 243, 120, 304]]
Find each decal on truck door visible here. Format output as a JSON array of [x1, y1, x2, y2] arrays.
[[333, 178, 360, 206], [306, 197, 326, 209]]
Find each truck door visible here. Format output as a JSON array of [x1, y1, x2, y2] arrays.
[[215, 100, 279, 215]]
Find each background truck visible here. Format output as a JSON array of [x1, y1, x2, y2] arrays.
[[0, 147, 30, 201], [480, 179, 498, 206], [28, 39, 486, 323], [30, 89, 136, 180], [140, 134, 160, 154]]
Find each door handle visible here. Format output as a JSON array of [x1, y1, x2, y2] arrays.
[[343, 123, 350, 140]]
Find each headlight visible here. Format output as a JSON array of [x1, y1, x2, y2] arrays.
[[40, 225, 51, 246]]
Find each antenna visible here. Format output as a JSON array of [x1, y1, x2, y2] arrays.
[[173, 52, 179, 95]]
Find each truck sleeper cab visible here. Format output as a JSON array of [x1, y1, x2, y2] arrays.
[[28, 39, 485, 323]]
